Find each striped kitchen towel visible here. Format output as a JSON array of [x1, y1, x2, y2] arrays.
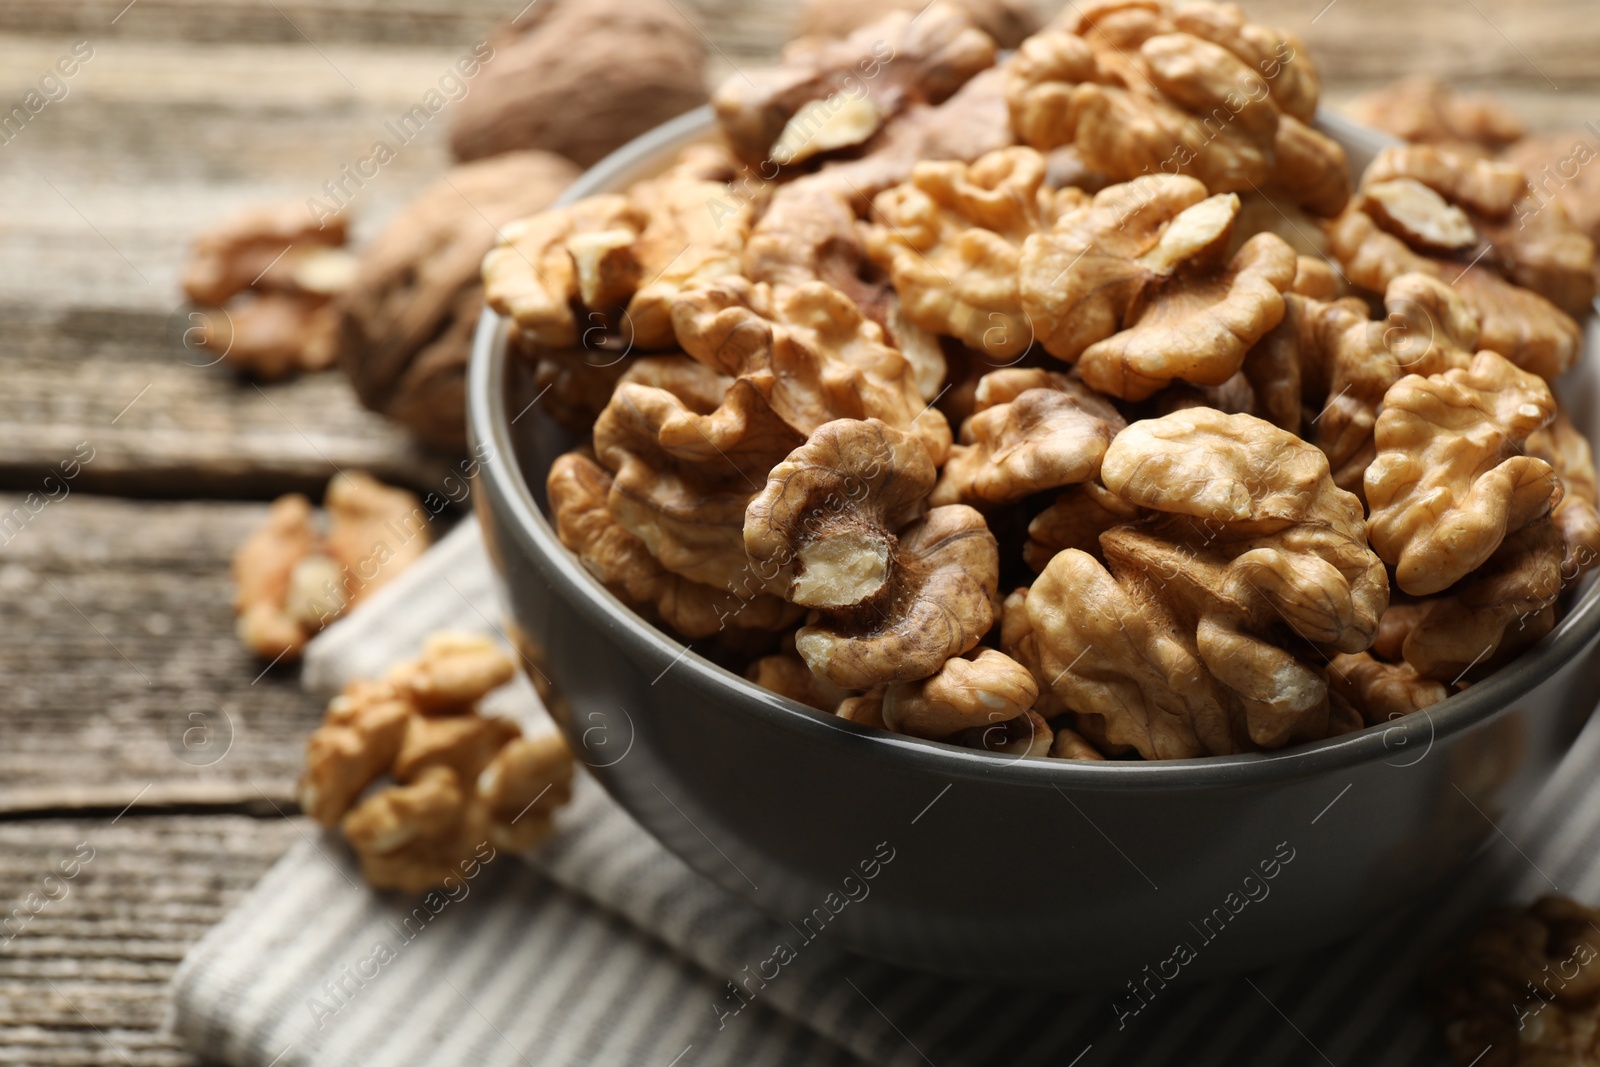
[[170, 518, 1600, 1067]]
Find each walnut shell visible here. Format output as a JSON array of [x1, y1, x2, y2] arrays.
[[449, 0, 708, 168], [337, 151, 579, 451]]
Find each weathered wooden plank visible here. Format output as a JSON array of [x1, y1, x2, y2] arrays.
[[0, 815, 301, 1066], [0, 492, 397, 810], [0, 303, 461, 498], [0, 0, 798, 51]]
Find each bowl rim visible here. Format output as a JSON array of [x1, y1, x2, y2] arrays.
[[468, 105, 1600, 793]]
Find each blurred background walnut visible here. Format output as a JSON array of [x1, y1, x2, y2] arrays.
[[337, 151, 579, 451], [232, 472, 430, 661], [181, 201, 355, 380], [448, 0, 708, 167], [795, 0, 1041, 49], [1428, 896, 1600, 1067], [1346, 75, 1525, 157]]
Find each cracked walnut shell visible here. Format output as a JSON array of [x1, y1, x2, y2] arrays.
[[300, 633, 575, 893], [1019, 175, 1299, 400], [1007, 2, 1348, 215], [1365, 351, 1560, 597]]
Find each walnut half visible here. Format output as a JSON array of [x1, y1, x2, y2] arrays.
[[300, 633, 575, 893]]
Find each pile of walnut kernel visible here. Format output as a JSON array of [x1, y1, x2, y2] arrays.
[[483, 0, 1600, 763]]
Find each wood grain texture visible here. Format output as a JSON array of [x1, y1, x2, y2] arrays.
[[0, 0, 1595, 1063], [0, 491, 361, 812], [0, 815, 303, 1066]]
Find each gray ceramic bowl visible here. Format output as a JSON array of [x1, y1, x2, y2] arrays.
[[468, 107, 1600, 989]]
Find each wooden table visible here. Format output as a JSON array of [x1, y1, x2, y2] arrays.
[[0, 1, 1592, 1062]]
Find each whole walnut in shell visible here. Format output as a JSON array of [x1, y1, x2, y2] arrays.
[[338, 151, 579, 451], [450, 0, 708, 168]]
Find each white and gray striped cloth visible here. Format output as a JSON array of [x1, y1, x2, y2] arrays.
[[170, 519, 1600, 1067]]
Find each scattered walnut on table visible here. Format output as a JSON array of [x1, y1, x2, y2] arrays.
[[449, 0, 707, 168], [232, 472, 430, 661], [181, 200, 355, 380], [1428, 896, 1600, 1067], [300, 632, 575, 893], [1007, 0, 1348, 215], [1346, 76, 1525, 157], [1029, 408, 1389, 759], [1328, 145, 1594, 379], [1019, 175, 1299, 399], [713, 3, 997, 171], [932, 368, 1125, 507]]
